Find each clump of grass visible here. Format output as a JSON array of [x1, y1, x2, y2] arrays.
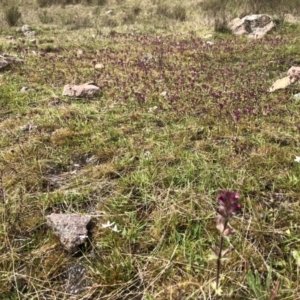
[[38, 9, 54, 24], [122, 4, 142, 25], [36, 0, 77, 7], [96, 0, 107, 5], [4, 5, 22, 26], [172, 4, 187, 21], [156, 3, 187, 21]]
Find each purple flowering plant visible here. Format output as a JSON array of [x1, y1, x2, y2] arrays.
[[214, 190, 241, 294]]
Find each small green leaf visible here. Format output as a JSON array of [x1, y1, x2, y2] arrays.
[[292, 250, 300, 266]]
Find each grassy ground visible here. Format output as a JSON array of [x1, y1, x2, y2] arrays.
[[1, 1, 300, 299]]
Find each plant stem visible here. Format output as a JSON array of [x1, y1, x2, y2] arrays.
[[216, 218, 228, 290]]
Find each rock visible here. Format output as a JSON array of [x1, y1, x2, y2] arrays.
[[269, 66, 300, 92], [19, 123, 37, 132], [46, 213, 91, 254], [20, 87, 35, 93], [160, 91, 169, 99], [141, 53, 154, 64], [293, 93, 300, 100], [229, 14, 275, 38], [148, 106, 158, 113], [21, 24, 31, 32], [0, 60, 10, 70], [0, 54, 23, 71], [269, 76, 292, 92], [62, 82, 101, 98], [94, 63, 104, 69], [77, 49, 84, 58], [288, 66, 300, 80]]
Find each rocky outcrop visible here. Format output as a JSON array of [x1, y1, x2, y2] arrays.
[[229, 14, 275, 38]]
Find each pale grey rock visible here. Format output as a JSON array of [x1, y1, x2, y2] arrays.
[[293, 93, 300, 100], [77, 49, 84, 58], [0, 60, 9, 70], [19, 123, 37, 132], [229, 14, 275, 38], [21, 24, 31, 32], [62, 82, 101, 98], [46, 213, 91, 254], [94, 63, 104, 69], [141, 53, 154, 64], [20, 87, 35, 93], [0, 54, 23, 70], [160, 91, 169, 99], [269, 76, 292, 92], [269, 66, 300, 92]]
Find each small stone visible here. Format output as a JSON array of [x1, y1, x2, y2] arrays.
[[293, 93, 300, 100], [20, 87, 35, 93], [21, 24, 31, 32], [141, 53, 154, 64], [0, 60, 10, 70], [94, 63, 104, 70], [77, 49, 84, 58], [19, 123, 37, 132], [46, 213, 91, 254], [160, 91, 169, 98], [62, 82, 101, 98], [148, 106, 158, 113]]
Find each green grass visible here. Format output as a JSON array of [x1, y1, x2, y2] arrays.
[[1, 1, 300, 299]]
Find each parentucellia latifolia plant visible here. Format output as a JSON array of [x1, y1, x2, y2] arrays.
[[212, 190, 242, 296]]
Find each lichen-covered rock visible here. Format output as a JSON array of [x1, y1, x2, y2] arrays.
[[229, 14, 275, 38], [46, 213, 91, 254], [288, 66, 300, 79]]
